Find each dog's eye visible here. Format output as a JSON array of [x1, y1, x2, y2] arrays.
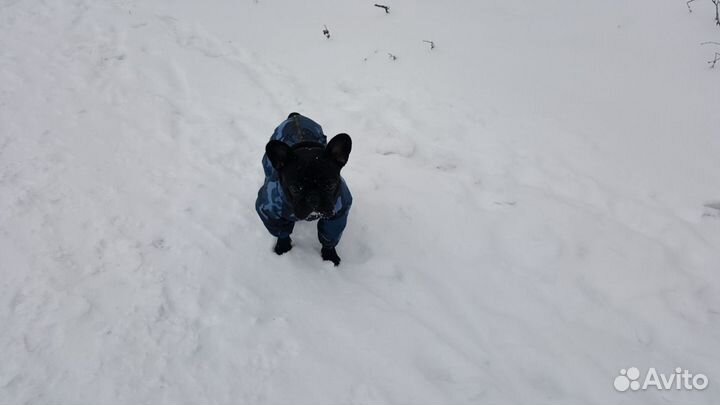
[[289, 185, 303, 194], [322, 183, 337, 191]]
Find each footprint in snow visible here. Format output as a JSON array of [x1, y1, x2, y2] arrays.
[[375, 137, 416, 158], [702, 201, 720, 219]]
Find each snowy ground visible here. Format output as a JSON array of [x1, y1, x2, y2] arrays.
[[1, 0, 720, 404]]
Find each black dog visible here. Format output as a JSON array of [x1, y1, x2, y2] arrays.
[[255, 113, 353, 265]]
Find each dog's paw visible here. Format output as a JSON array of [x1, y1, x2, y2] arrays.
[[274, 237, 292, 255], [321, 247, 341, 266]]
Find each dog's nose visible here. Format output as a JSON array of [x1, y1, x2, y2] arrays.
[[307, 194, 320, 208]]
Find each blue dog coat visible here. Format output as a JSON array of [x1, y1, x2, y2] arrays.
[[255, 114, 352, 248]]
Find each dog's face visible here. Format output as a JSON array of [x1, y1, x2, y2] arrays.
[[266, 134, 351, 220]]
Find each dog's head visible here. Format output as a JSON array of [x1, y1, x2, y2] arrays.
[[266, 133, 351, 220]]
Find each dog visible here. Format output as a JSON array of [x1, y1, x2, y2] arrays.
[[256, 113, 352, 266]]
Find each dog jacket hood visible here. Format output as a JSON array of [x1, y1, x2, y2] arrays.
[[261, 114, 328, 180]]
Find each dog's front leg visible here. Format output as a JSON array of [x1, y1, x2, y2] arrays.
[[317, 186, 352, 266], [256, 188, 295, 255]]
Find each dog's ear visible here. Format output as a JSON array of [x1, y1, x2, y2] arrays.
[[325, 133, 352, 167], [266, 140, 292, 171]]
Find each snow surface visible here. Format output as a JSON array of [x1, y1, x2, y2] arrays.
[[1, 0, 720, 403]]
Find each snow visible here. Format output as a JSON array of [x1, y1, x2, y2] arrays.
[[1, 0, 719, 403]]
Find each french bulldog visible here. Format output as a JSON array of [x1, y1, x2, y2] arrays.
[[256, 113, 352, 266]]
